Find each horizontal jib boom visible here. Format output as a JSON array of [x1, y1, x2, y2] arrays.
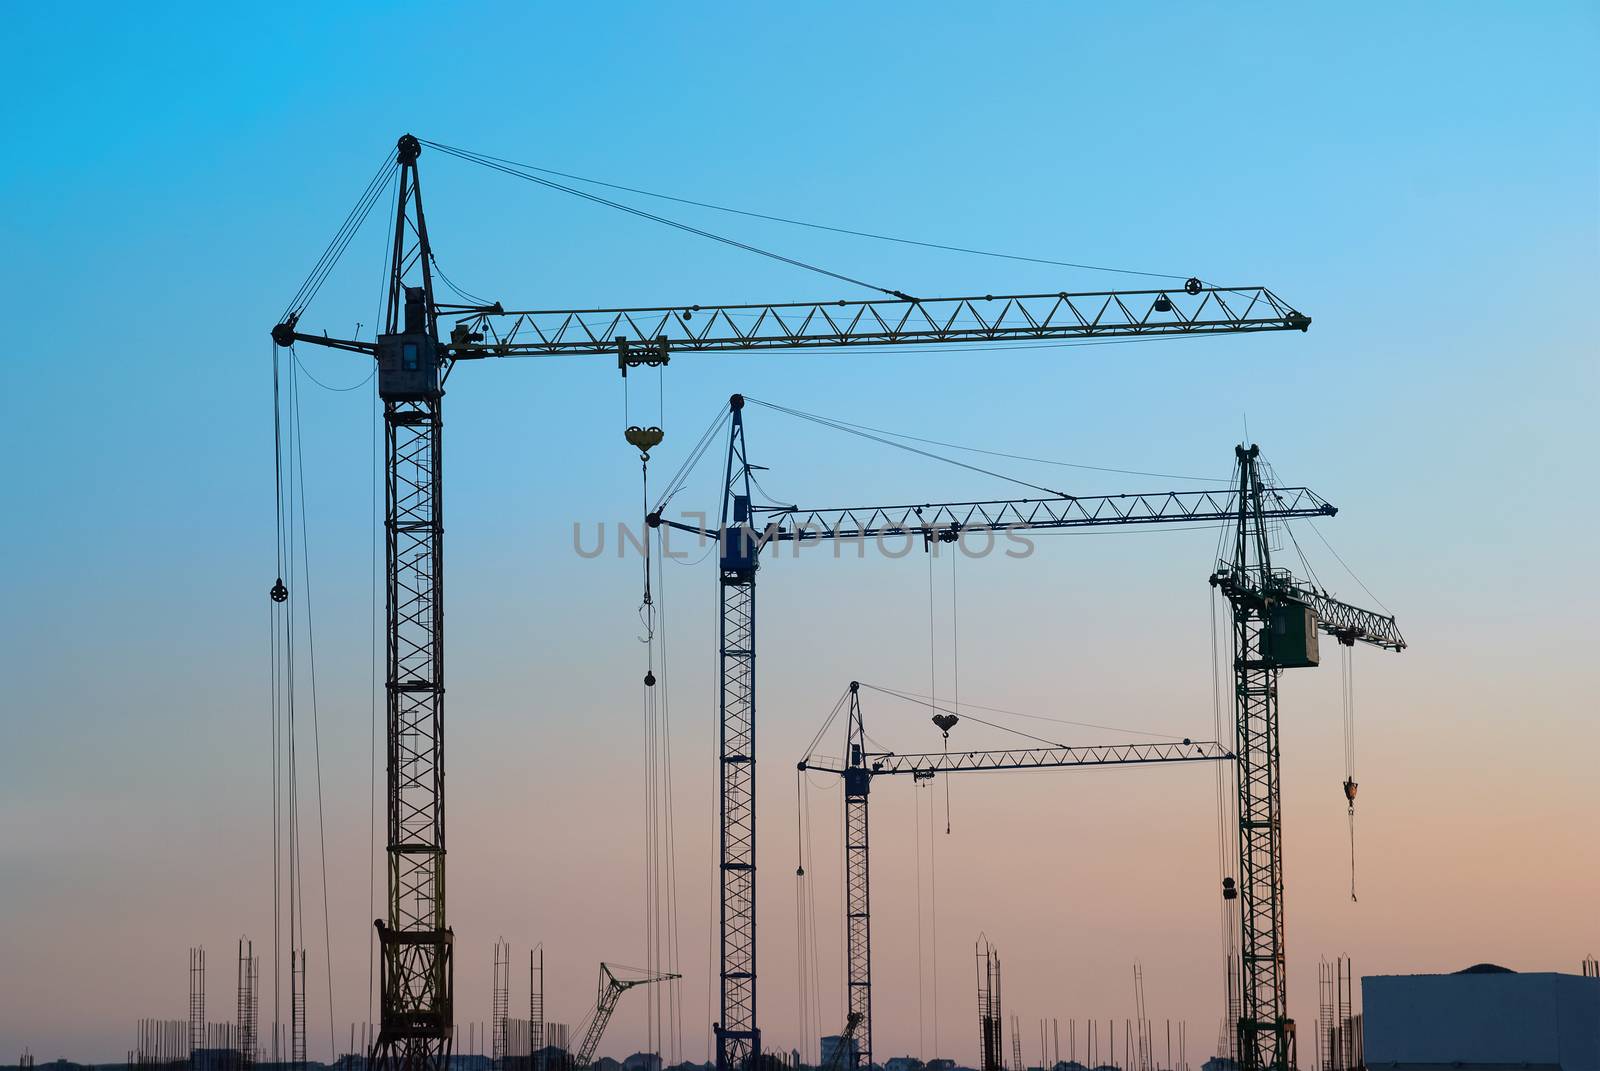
[[804, 739, 1233, 776], [755, 487, 1334, 543], [450, 286, 1308, 358]]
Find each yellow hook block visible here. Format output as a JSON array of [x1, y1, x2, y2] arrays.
[[626, 425, 664, 460]]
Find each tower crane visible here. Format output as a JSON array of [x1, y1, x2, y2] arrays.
[[570, 964, 681, 1071], [270, 133, 1314, 1071], [653, 410, 1390, 1071], [797, 682, 1234, 1070], [1210, 446, 1402, 1069]]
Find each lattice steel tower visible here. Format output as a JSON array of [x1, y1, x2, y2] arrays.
[[1212, 446, 1403, 1069], [842, 683, 873, 1071], [714, 397, 760, 1070], [274, 133, 455, 1071], [371, 136, 454, 1071]]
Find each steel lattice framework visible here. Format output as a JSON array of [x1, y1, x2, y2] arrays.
[[1231, 601, 1289, 1067], [841, 687, 873, 1071], [716, 408, 760, 1070], [440, 285, 1308, 358], [292, 135, 458, 1071], [800, 684, 1232, 1062], [285, 283, 1309, 363], [651, 409, 1337, 1071], [571, 965, 680, 1070], [804, 738, 1234, 777], [1210, 446, 1403, 1070], [752, 486, 1333, 544], [273, 134, 1316, 1071]]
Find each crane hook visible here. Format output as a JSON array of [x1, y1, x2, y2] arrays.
[[625, 425, 664, 461]]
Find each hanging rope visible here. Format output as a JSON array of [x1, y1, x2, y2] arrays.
[[654, 531, 684, 1062], [631, 359, 682, 1061], [624, 359, 686, 1063], [287, 350, 341, 1059], [946, 550, 958, 835], [1341, 641, 1359, 902], [927, 779, 941, 1059], [914, 779, 927, 1060], [794, 771, 811, 1063], [267, 342, 287, 1057]]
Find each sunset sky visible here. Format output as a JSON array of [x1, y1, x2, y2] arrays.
[[3, 3, 1597, 1065]]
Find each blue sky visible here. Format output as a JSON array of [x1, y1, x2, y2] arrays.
[[3, 2, 1597, 1063]]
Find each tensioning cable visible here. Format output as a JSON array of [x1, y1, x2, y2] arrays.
[[415, 139, 1200, 285], [422, 139, 915, 300]]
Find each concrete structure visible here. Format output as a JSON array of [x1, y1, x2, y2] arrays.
[[1363, 965, 1600, 1070]]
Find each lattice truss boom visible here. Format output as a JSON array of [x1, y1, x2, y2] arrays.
[[805, 739, 1232, 776], [444, 287, 1309, 358]]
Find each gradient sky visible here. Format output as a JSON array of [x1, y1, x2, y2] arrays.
[[3, 2, 1598, 1065]]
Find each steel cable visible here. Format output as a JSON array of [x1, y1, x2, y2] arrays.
[[422, 139, 911, 299], [281, 151, 399, 324], [414, 140, 1196, 284]]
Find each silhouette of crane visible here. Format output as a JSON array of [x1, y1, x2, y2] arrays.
[[800, 683, 1232, 1069], [570, 964, 680, 1071], [271, 134, 1313, 1071]]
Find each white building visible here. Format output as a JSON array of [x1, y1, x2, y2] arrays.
[[1363, 964, 1600, 1070]]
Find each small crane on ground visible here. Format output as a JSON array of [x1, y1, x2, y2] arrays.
[[569, 963, 680, 1071], [821, 1012, 864, 1071]]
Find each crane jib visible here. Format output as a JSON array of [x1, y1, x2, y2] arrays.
[[650, 488, 1334, 548], [279, 285, 1310, 362]]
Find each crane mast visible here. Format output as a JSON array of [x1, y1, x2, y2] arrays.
[[842, 688, 872, 1071], [367, 135, 454, 1071], [1210, 445, 1402, 1070], [272, 133, 1315, 1071], [716, 407, 760, 1071]]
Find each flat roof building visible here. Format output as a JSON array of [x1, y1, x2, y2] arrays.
[[1363, 964, 1600, 1070]]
